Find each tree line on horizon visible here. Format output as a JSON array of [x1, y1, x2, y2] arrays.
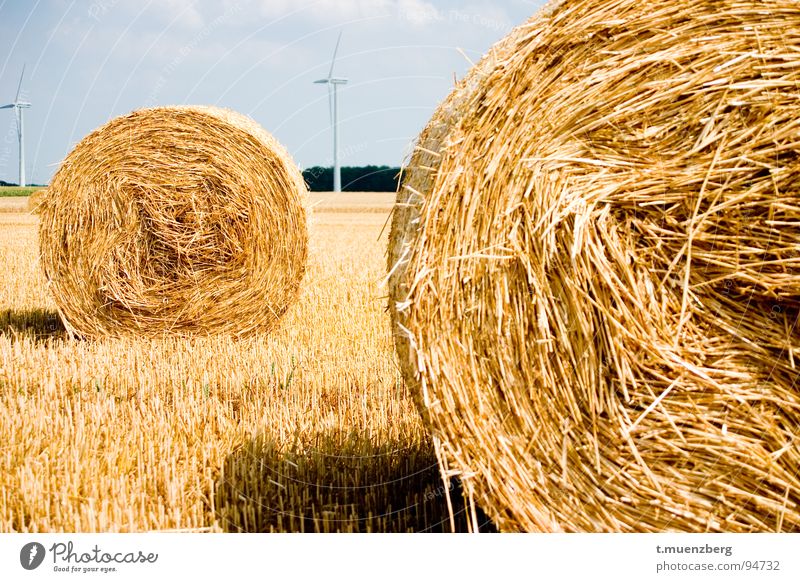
[[302, 165, 401, 192], [0, 180, 46, 188], [2, 166, 402, 193]]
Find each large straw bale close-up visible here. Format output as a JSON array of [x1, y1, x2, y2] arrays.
[[38, 106, 308, 338], [389, 0, 800, 532]]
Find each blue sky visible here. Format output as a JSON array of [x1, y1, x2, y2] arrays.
[[0, 0, 544, 185]]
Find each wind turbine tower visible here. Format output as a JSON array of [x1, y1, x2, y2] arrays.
[[314, 33, 349, 193], [1, 65, 32, 187]]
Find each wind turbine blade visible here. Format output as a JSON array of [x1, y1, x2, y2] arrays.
[[0, 104, 14, 109], [327, 31, 343, 79], [15, 64, 26, 102]]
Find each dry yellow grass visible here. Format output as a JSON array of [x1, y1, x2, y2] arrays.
[[309, 192, 395, 213], [0, 198, 490, 533], [0, 197, 30, 213]]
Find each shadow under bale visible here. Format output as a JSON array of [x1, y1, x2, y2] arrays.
[[214, 431, 496, 533], [0, 308, 66, 341]]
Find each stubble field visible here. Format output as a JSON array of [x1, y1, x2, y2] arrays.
[[0, 193, 485, 533]]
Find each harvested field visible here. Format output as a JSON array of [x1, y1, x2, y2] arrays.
[[0, 199, 490, 532], [0, 197, 30, 213], [309, 192, 395, 213]]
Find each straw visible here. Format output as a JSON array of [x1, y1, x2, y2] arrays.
[[39, 106, 308, 338], [389, 0, 800, 532]]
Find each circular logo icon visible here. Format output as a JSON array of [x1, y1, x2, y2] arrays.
[[20, 542, 46, 570]]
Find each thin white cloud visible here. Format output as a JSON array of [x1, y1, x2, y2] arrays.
[[259, 0, 388, 20], [155, 0, 206, 29], [257, 0, 442, 26], [396, 0, 442, 26]]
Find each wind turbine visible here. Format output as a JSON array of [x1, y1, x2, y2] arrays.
[[314, 32, 348, 193], [1, 65, 32, 187]]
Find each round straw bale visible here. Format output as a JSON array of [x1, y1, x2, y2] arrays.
[[39, 106, 308, 338], [389, 0, 800, 532]]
